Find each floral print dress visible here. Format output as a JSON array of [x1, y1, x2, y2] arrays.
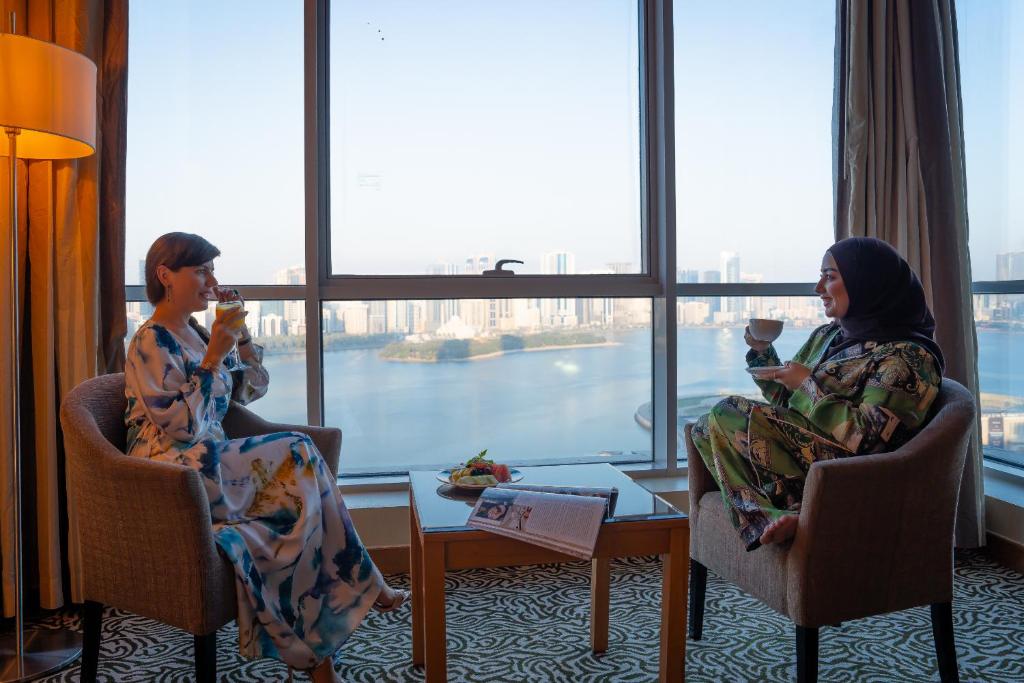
[[691, 322, 942, 550], [124, 320, 383, 669]]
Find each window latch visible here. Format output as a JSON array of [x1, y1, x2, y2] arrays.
[[482, 259, 523, 277]]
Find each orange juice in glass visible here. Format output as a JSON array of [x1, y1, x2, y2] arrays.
[[215, 300, 246, 331]]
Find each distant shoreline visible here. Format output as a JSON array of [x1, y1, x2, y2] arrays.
[[383, 341, 620, 363]]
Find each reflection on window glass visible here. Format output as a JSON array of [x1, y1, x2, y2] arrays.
[[321, 298, 653, 475], [974, 295, 1024, 468], [674, 0, 834, 282], [124, 300, 308, 426], [329, 0, 641, 275], [676, 296, 828, 458], [959, 1, 1024, 280], [126, 2, 304, 285]]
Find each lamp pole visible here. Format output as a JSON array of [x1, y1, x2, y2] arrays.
[[0, 14, 85, 682], [6, 123, 23, 683]]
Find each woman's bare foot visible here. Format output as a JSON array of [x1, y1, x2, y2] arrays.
[[760, 514, 799, 545], [310, 657, 342, 683], [373, 585, 411, 613]]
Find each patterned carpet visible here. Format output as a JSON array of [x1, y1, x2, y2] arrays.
[[31, 551, 1024, 682]]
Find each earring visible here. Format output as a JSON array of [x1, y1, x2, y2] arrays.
[[166, 284, 173, 304]]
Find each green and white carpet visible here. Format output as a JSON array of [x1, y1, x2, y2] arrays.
[[35, 551, 1024, 682]]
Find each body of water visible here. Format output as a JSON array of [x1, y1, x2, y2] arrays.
[[254, 327, 1024, 474]]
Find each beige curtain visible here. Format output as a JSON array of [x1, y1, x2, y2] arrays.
[[834, 0, 985, 547], [0, 0, 127, 616]]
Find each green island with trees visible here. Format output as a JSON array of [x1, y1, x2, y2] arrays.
[[379, 331, 612, 362]]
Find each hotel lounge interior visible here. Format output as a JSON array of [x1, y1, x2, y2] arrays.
[[1, 0, 1022, 681]]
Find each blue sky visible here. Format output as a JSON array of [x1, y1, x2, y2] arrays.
[[126, 0, 1020, 285]]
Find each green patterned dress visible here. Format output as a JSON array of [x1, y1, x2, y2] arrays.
[[691, 322, 941, 550]]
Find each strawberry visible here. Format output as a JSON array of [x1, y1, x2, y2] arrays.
[[492, 464, 511, 483]]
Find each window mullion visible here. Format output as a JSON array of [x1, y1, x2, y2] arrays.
[[305, 0, 329, 427]]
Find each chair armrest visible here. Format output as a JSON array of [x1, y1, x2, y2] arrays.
[[684, 423, 718, 514], [221, 401, 342, 477]]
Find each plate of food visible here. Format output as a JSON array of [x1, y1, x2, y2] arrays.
[[438, 450, 523, 490]]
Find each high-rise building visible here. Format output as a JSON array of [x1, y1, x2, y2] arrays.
[[996, 252, 1024, 281], [464, 253, 495, 275], [701, 270, 721, 315], [368, 301, 387, 334], [606, 262, 633, 274], [428, 262, 459, 276], [720, 252, 740, 313], [679, 269, 700, 304], [273, 266, 305, 332], [138, 259, 153, 316], [542, 251, 576, 325]]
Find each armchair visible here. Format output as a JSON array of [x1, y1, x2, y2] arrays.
[[685, 379, 976, 682], [60, 372, 341, 683]]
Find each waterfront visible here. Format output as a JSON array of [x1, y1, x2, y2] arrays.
[[253, 326, 1024, 475]]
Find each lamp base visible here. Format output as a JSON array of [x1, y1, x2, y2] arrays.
[[0, 628, 82, 682]]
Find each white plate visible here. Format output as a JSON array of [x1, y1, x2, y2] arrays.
[[745, 365, 786, 376], [437, 468, 524, 490]]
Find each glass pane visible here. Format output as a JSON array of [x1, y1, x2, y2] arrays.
[[676, 296, 829, 458], [322, 298, 653, 475], [975, 294, 1024, 467], [126, 2, 304, 285], [959, 1, 1024, 280], [674, 1, 834, 282], [329, 1, 642, 275], [125, 300, 308, 426]]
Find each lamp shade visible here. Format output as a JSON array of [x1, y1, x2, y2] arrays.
[[0, 32, 96, 159]]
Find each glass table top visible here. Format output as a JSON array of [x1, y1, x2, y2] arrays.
[[409, 463, 686, 533]]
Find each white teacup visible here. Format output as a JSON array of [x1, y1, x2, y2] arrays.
[[748, 318, 784, 343]]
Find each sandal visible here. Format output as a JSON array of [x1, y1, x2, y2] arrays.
[[372, 588, 411, 613]]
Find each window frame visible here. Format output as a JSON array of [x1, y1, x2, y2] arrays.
[[972, 279, 1024, 471], [126, 0, 681, 477]]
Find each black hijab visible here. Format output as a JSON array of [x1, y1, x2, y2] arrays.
[[825, 237, 945, 373]]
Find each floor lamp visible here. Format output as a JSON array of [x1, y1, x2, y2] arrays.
[[0, 14, 97, 682]]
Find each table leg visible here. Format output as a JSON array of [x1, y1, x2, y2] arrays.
[[422, 539, 448, 683], [410, 499, 424, 667], [659, 527, 689, 682], [590, 557, 610, 654]]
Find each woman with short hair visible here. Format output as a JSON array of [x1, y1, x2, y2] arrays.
[[125, 232, 407, 683]]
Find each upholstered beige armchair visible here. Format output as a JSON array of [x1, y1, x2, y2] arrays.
[[60, 372, 341, 683], [685, 379, 976, 683]]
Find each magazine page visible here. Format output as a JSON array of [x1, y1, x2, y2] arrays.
[[495, 483, 619, 518], [466, 487, 608, 560]]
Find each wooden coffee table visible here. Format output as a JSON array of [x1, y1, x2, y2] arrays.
[[408, 463, 689, 682]]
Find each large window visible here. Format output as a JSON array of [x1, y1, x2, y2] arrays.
[[125, 2, 305, 286], [959, 0, 1024, 469], [673, 0, 836, 460], [329, 1, 642, 276], [323, 298, 652, 475], [674, 0, 834, 285], [126, 1, 674, 477]]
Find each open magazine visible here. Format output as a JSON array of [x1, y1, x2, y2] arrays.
[[466, 484, 619, 560]]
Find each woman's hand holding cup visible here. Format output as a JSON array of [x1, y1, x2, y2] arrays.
[[744, 326, 772, 353], [745, 318, 784, 353]]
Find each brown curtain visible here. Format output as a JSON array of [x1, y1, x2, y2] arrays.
[[834, 0, 985, 548], [0, 0, 127, 616]]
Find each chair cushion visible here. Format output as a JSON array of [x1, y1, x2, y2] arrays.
[[691, 492, 791, 617]]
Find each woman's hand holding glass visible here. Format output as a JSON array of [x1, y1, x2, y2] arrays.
[[202, 305, 247, 370]]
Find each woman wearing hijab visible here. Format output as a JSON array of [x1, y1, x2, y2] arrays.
[[691, 237, 944, 551]]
